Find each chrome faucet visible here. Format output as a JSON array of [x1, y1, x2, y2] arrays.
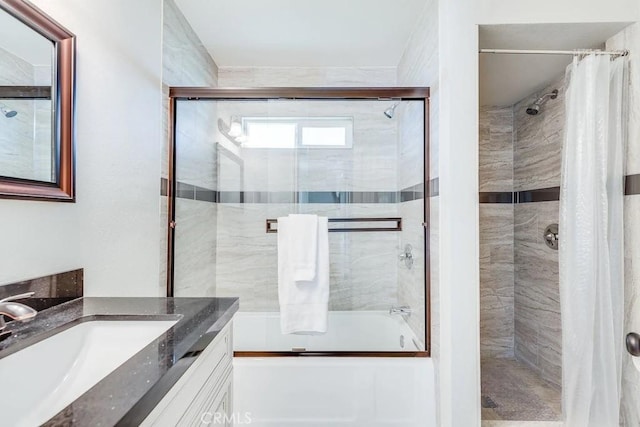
[[0, 292, 37, 333], [389, 305, 412, 317]]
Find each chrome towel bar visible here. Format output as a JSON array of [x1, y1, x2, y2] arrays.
[[266, 217, 402, 233]]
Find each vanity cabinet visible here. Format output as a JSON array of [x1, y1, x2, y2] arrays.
[[142, 322, 233, 426]]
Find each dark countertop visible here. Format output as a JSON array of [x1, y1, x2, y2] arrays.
[[0, 297, 239, 426]]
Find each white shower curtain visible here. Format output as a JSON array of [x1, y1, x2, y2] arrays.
[[560, 53, 625, 427]]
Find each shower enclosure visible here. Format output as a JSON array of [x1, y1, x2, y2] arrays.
[[166, 87, 430, 356]]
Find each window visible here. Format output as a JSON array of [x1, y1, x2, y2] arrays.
[[241, 117, 353, 149]]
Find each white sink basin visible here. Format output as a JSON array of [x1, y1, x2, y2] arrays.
[[0, 319, 177, 427]]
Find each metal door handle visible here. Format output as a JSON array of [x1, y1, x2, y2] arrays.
[[626, 332, 640, 357]]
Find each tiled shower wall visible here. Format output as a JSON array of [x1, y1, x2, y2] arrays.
[[396, 0, 438, 351], [479, 106, 514, 358], [608, 23, 640, 426], [482, 26, 640, 422], [213, 98, 403, 312], [160, 0, 218, 295], [479, 76, 565, 388], [397, 101, 427, 346], [513, 78, 564, 388], [215, 65, 400, 314], [0, 47, 52, 182]]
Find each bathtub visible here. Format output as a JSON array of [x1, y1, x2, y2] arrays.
[[232, 311, 436, 427], [233, 310, 424, 352]]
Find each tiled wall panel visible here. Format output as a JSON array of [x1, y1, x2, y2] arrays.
[[608, 24, 640, 426], [0, 47, 52, 182], [479, 106, 515, 358], [161, 0, 218, 295]]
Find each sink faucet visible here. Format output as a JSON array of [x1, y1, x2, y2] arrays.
[[389, 305, 412, 317], [0, 292, 37, 335]]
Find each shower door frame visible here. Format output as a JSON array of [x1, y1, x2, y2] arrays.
[[166, 87, 431, 358]]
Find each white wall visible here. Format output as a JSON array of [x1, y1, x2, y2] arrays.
[[439, 1, 640, 426], [0, 0, 163, 296]]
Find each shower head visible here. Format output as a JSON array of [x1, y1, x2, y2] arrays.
[[384, 102, 399, 119], [526, 89, 558, 116], [526, 104, 540, 116], [0, 104, 17, 118]]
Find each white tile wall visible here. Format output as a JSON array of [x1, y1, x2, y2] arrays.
[[218, 67, 396, 88], [0, 47, 52, 182], [396, 0, 438, 355], [161, 0, 219, 293], [217, 99, 399, 192], [215, 203, 400, 312]]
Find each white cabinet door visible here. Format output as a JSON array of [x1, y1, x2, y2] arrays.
[[142, 322, 233, 427]]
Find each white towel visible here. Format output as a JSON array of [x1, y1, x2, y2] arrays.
[[288, 214, 318, 281], [277, 215, 329, 335]]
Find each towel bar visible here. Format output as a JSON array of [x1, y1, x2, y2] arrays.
[[266, 217, 402, 233]]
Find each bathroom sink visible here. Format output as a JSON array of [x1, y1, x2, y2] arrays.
[[0, 319, 177, 427]]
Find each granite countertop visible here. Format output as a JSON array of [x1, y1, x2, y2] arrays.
[[0, 297, 239, 426]]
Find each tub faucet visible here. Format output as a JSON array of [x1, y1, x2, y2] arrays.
[[0, 292, 37, 333], [389, 305, 412, 317]]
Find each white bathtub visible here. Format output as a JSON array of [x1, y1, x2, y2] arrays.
[[232, 311, 436, 427], [234, 310, 424, 352]]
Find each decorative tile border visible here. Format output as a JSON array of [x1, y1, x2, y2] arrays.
[[479, 192, 514, 204], [626, 174, 640, 196], [517, 187, 561, 203], [480, 175, 640, 204], [160, 178, 437, 204], [429, 177, 439, 197]]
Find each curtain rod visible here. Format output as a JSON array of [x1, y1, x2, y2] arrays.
[[479, 48, 629, 57]]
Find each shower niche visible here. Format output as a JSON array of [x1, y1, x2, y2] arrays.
[[166, 88, 430, 356]]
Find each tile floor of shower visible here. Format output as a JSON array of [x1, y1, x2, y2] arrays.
[[481, 358, 562, 427]]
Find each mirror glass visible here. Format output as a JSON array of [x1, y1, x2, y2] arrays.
[[0, 7, 54, 183]]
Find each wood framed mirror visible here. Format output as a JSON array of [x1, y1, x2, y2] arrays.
[[0, 0, 75, 201]]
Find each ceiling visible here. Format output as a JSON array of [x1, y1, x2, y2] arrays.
[[0, 9, 52, 66], [174, 0, 427, 67], [480, 22, 631, 106]]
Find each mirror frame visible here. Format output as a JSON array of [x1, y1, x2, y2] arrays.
[[0, 0, 75, 202]]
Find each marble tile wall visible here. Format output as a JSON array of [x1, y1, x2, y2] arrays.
[[513, 201, 561, 388], [396, 0, 437, 355], [218, 67, 396, 88], [479, 106, 513, 193], [480, 204, 515, 358], [172, 199, 218, 297], [512, 77, 564, 389], [215, 65, 411, 320], [607, 24, 640, 426], [0, 47, 51, 182], [214, 203, 399, 312], [513, 77, 565, 192], [217, 100, 399, 192], [479, 78, 564, 385], [398, 199, 426, 348], [161, 0, 219, 295], [479, 106, 515, 358]]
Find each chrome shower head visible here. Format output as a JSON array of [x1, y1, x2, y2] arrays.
[[526, 104, 540, 116], [384, 102, 399, 119], [0, 104, 17, 118], [526, 89, 558, 116]]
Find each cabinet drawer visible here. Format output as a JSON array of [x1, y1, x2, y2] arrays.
[[179, 367, 232, 427]]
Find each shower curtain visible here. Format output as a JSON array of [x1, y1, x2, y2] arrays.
[[560, 53, 625, 427]]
